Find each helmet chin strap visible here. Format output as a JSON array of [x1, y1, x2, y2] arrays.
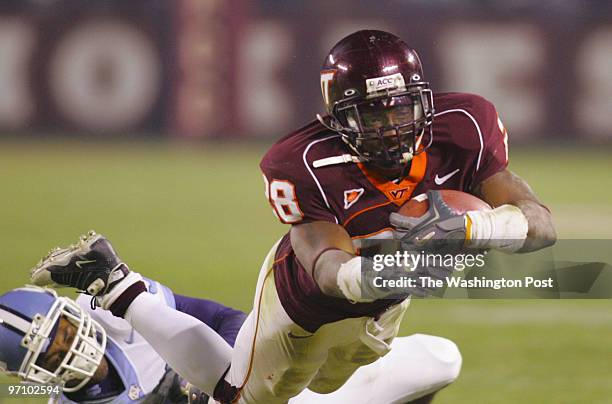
[[312, 145, 413, 169], [313, 153, 364, 168], [314, 114, 366, 168], [397, 130, 426, 163], [414, 133, 423, 152], [400, 150, 414, 164], [316, 113, 340, 132]]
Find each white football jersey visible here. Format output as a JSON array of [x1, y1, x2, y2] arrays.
[[56, 278, 176, 403]]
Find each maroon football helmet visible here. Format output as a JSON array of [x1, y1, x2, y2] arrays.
[[319, 30, 434, 170]]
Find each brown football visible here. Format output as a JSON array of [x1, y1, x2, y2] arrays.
[[398, 190, 492, 217]]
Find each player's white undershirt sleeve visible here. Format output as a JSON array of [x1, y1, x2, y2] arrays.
[[123, 292, 232, 395]]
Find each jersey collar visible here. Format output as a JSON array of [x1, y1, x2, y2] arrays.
[[357, 151, 427, 206]]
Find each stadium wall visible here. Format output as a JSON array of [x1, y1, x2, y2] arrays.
[[0, 0, 611, 141]]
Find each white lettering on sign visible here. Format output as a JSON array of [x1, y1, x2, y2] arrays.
[[49, 19, 160, 131], [0, 18, 35, 128], [575, 28, 612, 138], [438, 23, 545, 138]]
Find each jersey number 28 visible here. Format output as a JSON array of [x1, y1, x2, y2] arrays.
[[263, 176, 304, 224]]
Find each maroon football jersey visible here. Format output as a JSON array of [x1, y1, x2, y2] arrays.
[[260, 92, 509, 332]]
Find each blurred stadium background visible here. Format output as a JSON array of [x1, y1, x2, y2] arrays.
[[1, 1, 612, 403]]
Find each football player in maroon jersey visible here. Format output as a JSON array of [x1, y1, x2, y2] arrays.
[[246, 29, 555, 403], [30, 30, 555, 403]]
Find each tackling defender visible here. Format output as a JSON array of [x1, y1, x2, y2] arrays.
[[0, 283, 460, 403], [0, 281, 245, 403], [29, 30, 555, 403]]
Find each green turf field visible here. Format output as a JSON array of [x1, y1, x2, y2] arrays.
[[1, 140, 611, 403]]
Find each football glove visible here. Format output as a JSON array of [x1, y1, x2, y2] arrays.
[[390, 190, 467, 248], [390, 190, 529, 253]]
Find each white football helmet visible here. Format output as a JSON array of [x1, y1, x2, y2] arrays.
[[0, 286, 107, 392]]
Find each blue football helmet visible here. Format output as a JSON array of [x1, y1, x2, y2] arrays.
[[0, 286, 107, 391]]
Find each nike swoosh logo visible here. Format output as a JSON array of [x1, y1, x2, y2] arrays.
[[75, 260, 96, 269], [288, 331, 313, 339], [434, 169, 460, 185]]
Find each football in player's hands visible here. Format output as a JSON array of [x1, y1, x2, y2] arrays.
[[390, 190, 491, 248]]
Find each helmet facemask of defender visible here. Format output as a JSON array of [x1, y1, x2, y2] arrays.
[[0, 287, 107, 392], [320, 30, 434, 171]]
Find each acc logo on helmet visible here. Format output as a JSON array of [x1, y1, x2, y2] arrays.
[[366, 73, 406, 94]]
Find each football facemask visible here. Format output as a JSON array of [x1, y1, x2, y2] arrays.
[[335, 90, 434, 170], [0, 287, 107, 392]]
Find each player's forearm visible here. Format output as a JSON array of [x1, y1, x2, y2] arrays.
[[313, 249, 355, 298], [291, 222, 407, 301], [124, 293, 232, 395], [316, 250, 416, 302], [290, 221, 357, 298], [467, 201, 555, 253], [514, 200, 556, 252], [471, 170, 556, 253]]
